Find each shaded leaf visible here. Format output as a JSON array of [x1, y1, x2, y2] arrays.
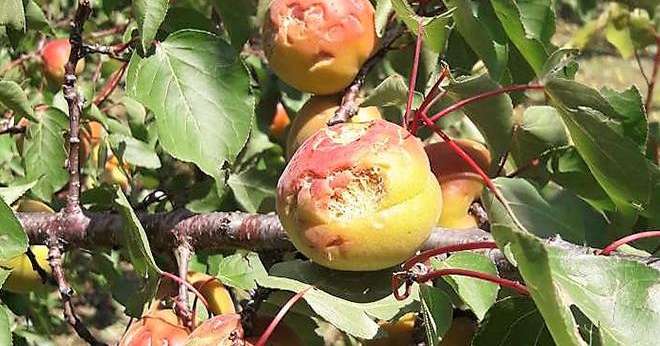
[[108, 133, 161, 169], [228, 165, 276, 213], [0, 81, 33, 120], [0, 180, 37, 205], [473, 297, 553, 346], [212, 0, 258, 50], [361, 74, 409, 108], [0, 305, 10, 346], [419, 285, 452, 346], [391, 0, 453, 53], [0, 196, 27, 261], [510, 105, 569, 166]]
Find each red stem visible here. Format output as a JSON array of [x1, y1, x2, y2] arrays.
[[417, 64, 449, 114], [427, 84, 545, 122], [404, 21, 424, 131], [645, 35, 660, 112], [598, 230, 660, 256], [417, 268, 530, 295], [160, 271, 210, 311], [93, 62, 128, 106], [254, 286, 312, 346], [402, 241, 498, 270]]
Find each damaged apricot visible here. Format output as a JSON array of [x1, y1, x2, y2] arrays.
[[262, 0, 376, 94], [286, 95, 381, 158], [425, 139, 491, 229], [277, 119, 442, 271], [119, 308, 190, 346]]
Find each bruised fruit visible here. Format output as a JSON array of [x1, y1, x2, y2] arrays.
[[41, 38, 85, 85], [277, 119, 442, 271], [366, 312, 416, 346], [286, 95, 381, 158], [270, 102, 291, 139], [263, 0, 376, 94], [439, 317, 477, 346], [425, 139, 491, 229], [0, 245, 52, 294], [185, 313, 243, 346], [119, 309, 190, 346], [245, 316, 303, 346]]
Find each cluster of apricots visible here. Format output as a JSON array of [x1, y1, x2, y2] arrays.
[[268, 0, 491, 272]]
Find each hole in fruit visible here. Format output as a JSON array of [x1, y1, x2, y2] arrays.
[[327, 168, 384, 220]]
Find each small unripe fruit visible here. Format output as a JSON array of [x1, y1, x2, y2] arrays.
[[0, 245, 52, 294], [119, 309, 189, 346], [41, 38, 85, 85], [270, 102, 291, 139], [277, 119, 442, 271], [263, 0, 376, 94], [425, 139, 491, 229], [286, 95, 381, 158]]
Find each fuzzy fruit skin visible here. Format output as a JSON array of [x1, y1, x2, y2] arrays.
[[185, 313, 243, 346], [439, 317, 477, 346], [263, 0, 376, 95], [41, 38, 85, 85], [286, 95, 381, 158], [0, 245, 52, 294], [270, 102, 291, 139], [119, 309, 189, 346], [245, 316, 303, 346], [366, 312, 416, 346], [425, 139, 491, 229], [277, 119, 442, 271]]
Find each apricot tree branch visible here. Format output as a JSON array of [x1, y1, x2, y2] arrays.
[[174, 243, 193, 328], [327, 24, 404, 126]]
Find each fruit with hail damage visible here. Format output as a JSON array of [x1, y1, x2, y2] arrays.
[[41, 38, 85, 86], [425, 139, 492, 229], [118, 308, 190, 346], [262, 0, 376, 95], [286, 95, 381, 158], [277, 119, 443, 271], [185, 313, 244, 346]]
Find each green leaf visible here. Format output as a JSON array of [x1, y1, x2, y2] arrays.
[[361, 74, 409, 108], [228, 165, 276, 213], [510, 105, 569, 166], [419, 285, 452, 346], [108, 134, 161, 169], [212, 0, 257, 50], [0, 81, 33, 120], [445, 0, 508, 80], [23, 109, 68, 202], [515, 0, 555, 46], [490, 0, 550, 75], [0, 0, 25, 31], [0, 305, 10, 346], [374, 0, 393, 36], [215, 251, 268, 290], [0, 181, 37, 205], [133, 0, 169, 50], [0, 196, 27, 261], [127, 30, 254, 182], [445, 74, 515, 169], [600, 86, 648, 150], [257, 275, 381, 339], [547, 79, 655, 220], [114, 189, 162, 277], [431, 252, 499, 320], [473, 297, 553, 346], [23, 0, 51, 33], [484, 178, 608, 245], [391, 0, 453, 53]]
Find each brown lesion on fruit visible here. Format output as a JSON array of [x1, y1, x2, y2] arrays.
[[327, 167, 384, 221], [323, 122, 369, 145]]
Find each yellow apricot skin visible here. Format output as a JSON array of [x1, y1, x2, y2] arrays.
[[439, 317, 477, 346], [187, 272, 236, 315], [366, 312, 416, 346], [286, 95, 382, 158], [277, 120, 442, 271], [425, 139, 491, 229], [263, 0, 376, 95], [1, 245, 52, 294]]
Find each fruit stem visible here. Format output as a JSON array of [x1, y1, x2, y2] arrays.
[[161, 271, 210, 311], [403, 241, 498, 270], [416, 63, 450, 117], [404, 21, 425, 131], [427, 84, 545, 122], [598, 230, 660, 255], [417, 268, 530, 295], [254, 286, 312, 346]]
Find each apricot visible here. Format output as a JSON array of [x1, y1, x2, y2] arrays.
[[286, 95, 381, 158], [41, 38, 85, 85], [80, 121, 106, 164], [439, 316, 477, 346], [262, 0, 376, 94], [270, 102, 291, 139], [245, 315, 303, 346], [425, 139, 491, 229], [102, 155, 131, 190], [119, 309, 190, 346], [185, 313, 243, 346], [277, 119, 442, 271], [0, 245, 52, 294], [187, 272, 236, 316], [366, 312, 416, 346]]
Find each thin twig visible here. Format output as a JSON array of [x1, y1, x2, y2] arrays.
[[174, 243, 193, 328], [0, 53, 36, 76], [88, 23, 128, 39], [327, 24, 404, 125], [645, 35, 660, 112], [404, 21, 424, 131], [635, 49, 651, 86], [25, 247, 56, 285]]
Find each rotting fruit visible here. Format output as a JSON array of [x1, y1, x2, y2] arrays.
[[119, 308, 190, 346], [41, 38, 85, 86], [185, 313, 244, 346], [262, 0, 376, 95], [277, 119, 443, 271], [425, 139, 491, 229], [286, 95, 381, 159]]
